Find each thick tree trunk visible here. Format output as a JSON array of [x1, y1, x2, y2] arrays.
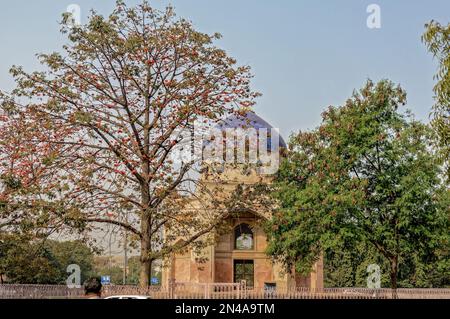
[[389, 257, 398, 299], [139, 177, 152, 288], [139, 207, 152, 288], [139, 238, 151, 288]]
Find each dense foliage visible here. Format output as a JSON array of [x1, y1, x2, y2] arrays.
[[324, 241, 449, 288], [266, 80, 449, 291], [423, 21, 450, 179], [0, 237, 95, 284]]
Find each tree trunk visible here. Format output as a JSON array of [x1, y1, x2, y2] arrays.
[[139, 213, 151, 288], [389, 257, 398, 299], [139, 177, 152, 288], [139, 258, 151, 288], [139, 237, 151, 287]]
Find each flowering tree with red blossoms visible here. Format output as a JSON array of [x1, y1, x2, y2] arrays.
[[0, 1, 260, 286], [0, 103, 78, 237]]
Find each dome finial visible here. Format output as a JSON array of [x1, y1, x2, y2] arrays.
[[236, 103, 253, 116]]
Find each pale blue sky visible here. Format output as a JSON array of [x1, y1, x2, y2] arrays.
[[0, 0, 448, 137]]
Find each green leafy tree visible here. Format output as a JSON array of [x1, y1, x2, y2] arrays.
[[266, 80, 449, 295], [0, 235, 59, 284], [422, 21, 450, 178], [323, 241, 385, 288], [45, 240, 96, 283], [324, 241, 449, 288], [0, 236, 95, 284]]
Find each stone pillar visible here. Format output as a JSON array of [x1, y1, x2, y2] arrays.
[[310, 255, 324, 290]]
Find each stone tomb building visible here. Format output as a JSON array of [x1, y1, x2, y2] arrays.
[[162, 111, 323, 291]]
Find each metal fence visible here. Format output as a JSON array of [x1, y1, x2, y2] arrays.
[[0, 284, 84, 299], [1, 284, 449, 299], [241, 287, 450, 299]]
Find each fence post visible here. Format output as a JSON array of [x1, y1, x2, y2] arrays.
[[168, 278, 175, 299], [237, 282, 240, 299], [240, 280, 247, 299]]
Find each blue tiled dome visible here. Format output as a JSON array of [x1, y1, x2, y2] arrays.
[[214, 111, 287, 151]]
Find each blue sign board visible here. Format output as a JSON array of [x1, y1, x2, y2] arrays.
[[101, 276, 111, 285], [150, 277, 159, 285]]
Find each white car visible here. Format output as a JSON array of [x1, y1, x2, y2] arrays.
[[104, 295, 151, 299]]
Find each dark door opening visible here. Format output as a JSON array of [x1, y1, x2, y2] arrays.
[[234, 259, 254, 288]]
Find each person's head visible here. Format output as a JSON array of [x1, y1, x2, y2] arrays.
[[83, 277, 102, 297]]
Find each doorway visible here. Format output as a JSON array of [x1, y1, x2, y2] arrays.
[[233, 259, 254, 288]]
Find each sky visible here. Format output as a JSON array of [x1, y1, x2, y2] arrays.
[[0, 0, 449, 139]]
